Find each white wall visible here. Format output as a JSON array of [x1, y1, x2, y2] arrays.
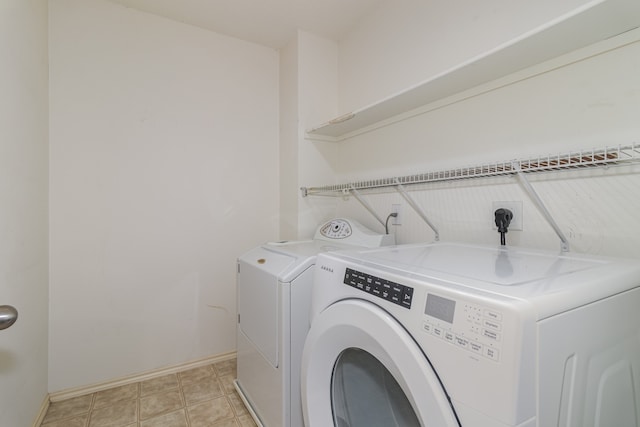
[[0, 0, 50, 424], [279, 36, 300, 240], [296, 32, 342, 237], [49, 0, 279, 392], [338, 0, 595, 113], [280, 31, 341, 239], [314, 0, 640, 257]]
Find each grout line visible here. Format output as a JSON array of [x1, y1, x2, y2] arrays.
[[87, 393, 95, 427]]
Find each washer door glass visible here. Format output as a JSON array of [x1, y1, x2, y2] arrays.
[[332, 348, 420, 427]]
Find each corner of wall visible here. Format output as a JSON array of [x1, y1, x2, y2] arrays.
[[279, 35, 300, 240]]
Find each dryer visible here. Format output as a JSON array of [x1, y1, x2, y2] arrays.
[[301, 242, 640, 427], [234, 218, 394, 427]]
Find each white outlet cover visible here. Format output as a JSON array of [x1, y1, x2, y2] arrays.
[[492, 201, 523, 231]]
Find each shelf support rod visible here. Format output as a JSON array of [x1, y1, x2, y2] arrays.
[[349, 186, 387, 228], [513, 163, 570, 252], [394, 179, 440, 241]]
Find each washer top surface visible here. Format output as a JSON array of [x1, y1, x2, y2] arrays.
[[345, 242, 601, 286], [323, 242, 640, 318]]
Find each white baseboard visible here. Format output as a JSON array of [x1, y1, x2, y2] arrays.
[[48, 351, 236, 403], [32, 395, 50, 427]]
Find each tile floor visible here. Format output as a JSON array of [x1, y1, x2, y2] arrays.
[[41, 358, 257, 427]]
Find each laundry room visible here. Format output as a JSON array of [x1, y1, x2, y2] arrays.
[[2, 0, 640, 426]]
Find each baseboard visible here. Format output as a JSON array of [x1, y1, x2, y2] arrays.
[[32, 395, 50, 427], [48, 351, 236, 403]]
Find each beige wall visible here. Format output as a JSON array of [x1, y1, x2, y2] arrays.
[[48, 0, 279, 392], [0, 0, 50, 424]]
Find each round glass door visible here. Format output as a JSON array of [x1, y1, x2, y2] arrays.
[[301, 299, 459, 427], [332, 348, 421, 427]]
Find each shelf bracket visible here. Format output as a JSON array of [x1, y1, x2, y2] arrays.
[[394, 179, 440, 241], [513, 162, 570, 252], [349, 186, 387, 229]]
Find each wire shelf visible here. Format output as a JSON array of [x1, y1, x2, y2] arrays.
[[301, 143, 640, 197]]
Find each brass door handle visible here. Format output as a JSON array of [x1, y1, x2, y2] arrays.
[[0, 305, 18, 330]]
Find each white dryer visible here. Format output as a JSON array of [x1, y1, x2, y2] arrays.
[[234, 218, 394, 427], [301, 242, 640, 427]]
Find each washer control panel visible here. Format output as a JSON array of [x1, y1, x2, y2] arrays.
[[343, 268, 414, 309], [422, 293, 503, 362], [313, 218, 395, 247], [319, 219, 352, 239]]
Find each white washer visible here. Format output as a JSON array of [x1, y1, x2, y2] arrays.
[[301, 242, 640, 427], [234, 218, 394, 427]]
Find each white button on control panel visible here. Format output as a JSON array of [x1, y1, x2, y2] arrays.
[[484, 309, 503, 321], [482, 329, 501, 341], [422, 294, 504, 363], [469, 341, 483, 354], [454, 335, 469, 349], [444, 331, 455, 343], [483, 319, 502, 331], [484, 346, 500, 361]]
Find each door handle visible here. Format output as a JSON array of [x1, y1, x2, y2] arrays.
[[0, 305, 18, 330]]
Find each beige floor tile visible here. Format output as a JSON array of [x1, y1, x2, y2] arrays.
[[42, 358, 252, 427], [237, 414, 258, 427], [227, 391, 250, 417], [213, 359, 236, 377], [89, 399, 137, 427], [141, 373, 179, 396], [211, 418, 240, 427], [187, 396, 235, 427], [178, 365, 215, 385], [218, 374, 236, 395], [182, 376, 224, 405], [93, 383, 139, 409], [140, 389, 183, 420], [140, 409, 188, 427], [42, 414, 88, 427], [42, 394, 93, 423]]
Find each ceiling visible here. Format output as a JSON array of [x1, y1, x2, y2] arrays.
[[107, 0, 384, 49]]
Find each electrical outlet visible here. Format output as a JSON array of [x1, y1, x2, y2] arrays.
[[391, 204, 403, 226], [492, 201, 523, 231]]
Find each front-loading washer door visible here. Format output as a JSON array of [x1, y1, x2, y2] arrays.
[[301, 299, 460, 427]]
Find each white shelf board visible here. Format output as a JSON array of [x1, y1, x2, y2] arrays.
[[306, 0, 640, 141]]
